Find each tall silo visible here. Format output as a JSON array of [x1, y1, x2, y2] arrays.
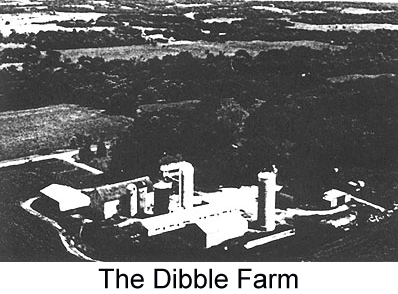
[[257, 171, 277, 231], [180, 161, 194, 209], [160, 161, 194, 210], [126, 183, 138, 217]]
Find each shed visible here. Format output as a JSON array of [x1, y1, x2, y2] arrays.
[[40, 184, 91, 212], [323, 189, 351, 208]]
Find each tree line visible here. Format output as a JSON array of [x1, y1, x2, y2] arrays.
[[1, 41, 398, 204]]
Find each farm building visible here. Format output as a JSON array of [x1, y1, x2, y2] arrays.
[[87, 176, 153, 219], [40, 183, 91, 212], [323, 189, 351, 208], [117, 200, 249, 249], [109, 162, 296, 249], [85, 161, 194, 219], [159, 161, 195, 210], [193, 212, 248, 248], [38, 159, 295, 249]]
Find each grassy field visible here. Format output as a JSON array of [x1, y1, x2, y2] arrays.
[[59, 40, 347, 62], [0, 104, 134, 161]]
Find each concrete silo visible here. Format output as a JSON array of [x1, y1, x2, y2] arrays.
[[160, 161, 194, 210], [153, 180, 173, 215], [126, 183, 138, 217], [257, 171, 278, 231]]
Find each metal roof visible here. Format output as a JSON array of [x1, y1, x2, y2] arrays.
[[40, 184, 91, 212]]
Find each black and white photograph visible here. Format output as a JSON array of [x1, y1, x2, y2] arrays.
[[1, 0, 398, 265]]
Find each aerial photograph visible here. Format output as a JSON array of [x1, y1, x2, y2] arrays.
[[0, 0, 397, 262]]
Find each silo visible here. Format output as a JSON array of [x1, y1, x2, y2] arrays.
[[135, 181, 149, 216], [153, 181, 173, 215], [126, 183, 138, 217], [257, 171, 277, 231], [180, 162, 194, 209], [159, 161, 195, 210]]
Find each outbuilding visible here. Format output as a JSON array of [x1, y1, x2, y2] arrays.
[[323, 189, 351, 208], [40, 184, 91, 212], [193, 212, 248, 248]]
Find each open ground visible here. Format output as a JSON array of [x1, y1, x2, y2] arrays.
[[0, 104, 134, 161]]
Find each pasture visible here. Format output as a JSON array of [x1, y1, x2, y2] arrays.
[[0, 104, 134, 161]]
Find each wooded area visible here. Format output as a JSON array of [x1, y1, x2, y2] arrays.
[[1, 0, 398, 206]]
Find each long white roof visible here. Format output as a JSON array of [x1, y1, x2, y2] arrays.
[[195, 212, 247, 234], [40, 184, 91, 212]]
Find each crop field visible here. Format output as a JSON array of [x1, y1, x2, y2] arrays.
[[0, 159, 95, 261], [59, 40, 347, 62], [0, 104, 134, 161]]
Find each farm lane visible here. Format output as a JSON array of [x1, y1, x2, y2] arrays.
[[21, 197, 98, 262], [0, 146, 104, 175]]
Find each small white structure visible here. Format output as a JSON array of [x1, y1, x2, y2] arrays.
[[40, 184, 91, 212], [323, 189, 351, 208]]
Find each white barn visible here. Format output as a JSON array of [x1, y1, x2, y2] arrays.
[[40, 184, 91, 212]]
